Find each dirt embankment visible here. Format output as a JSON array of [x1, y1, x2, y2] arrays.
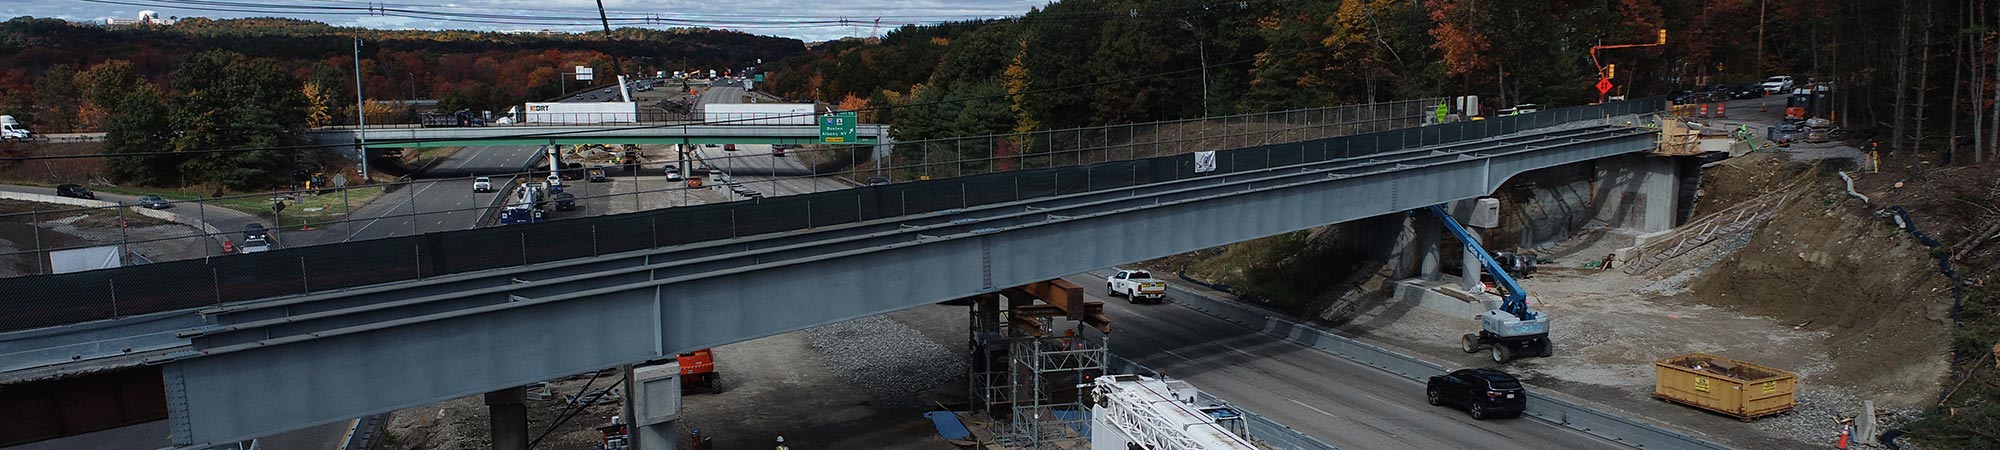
[[1685, 175, 1952, 404], [0, 141, 107, 186], [1148, 215, 1399, 317]]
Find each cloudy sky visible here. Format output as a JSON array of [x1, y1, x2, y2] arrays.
[[3, 0, 1050, 41]]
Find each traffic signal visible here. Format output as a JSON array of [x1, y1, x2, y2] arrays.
[[1657, 29, 1668, 45], [1607, 64, 1616, 79]]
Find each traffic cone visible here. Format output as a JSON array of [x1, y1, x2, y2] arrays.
[[1836, 422, 1852, 449]]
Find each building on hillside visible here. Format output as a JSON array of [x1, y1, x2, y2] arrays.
[[105, 10, 176, 26]]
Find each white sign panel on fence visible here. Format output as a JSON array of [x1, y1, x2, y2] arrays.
[[1194, 151, 1217, 173], [49, 245, 121, 274]]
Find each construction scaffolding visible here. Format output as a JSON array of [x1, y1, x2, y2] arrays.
[[968, 282, 1111, 449]]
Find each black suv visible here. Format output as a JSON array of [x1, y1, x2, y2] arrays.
[[1730, 83, 1766, 99], [1426, 368, 1527, 420], [243, 223, 269, 240], [55, 184, 94, 200], [552, 192, 577, 211]]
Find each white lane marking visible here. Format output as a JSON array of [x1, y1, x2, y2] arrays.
[[1289, 399, 1341, 418], [348, 177, 446, 239]]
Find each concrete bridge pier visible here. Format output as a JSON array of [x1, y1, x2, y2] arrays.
[[1389, 153, 1696, 317], [485, 386, 528, 450]]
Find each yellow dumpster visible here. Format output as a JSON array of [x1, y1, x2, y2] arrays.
[[1652, 352, 1796, 421]]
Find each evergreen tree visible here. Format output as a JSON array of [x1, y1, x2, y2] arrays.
[[168, 50, 310, 191], [103, 82, 176, 185]]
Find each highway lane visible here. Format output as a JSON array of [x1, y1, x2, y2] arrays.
[[8, 419, 349, 450], [292, 144, 540, 245], [697, 85, 748, 108], [691, 144, 855, 196], [1063, 273, 1629, 450]]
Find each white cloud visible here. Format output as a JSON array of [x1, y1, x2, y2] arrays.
[[10, 0, 1049, 41]]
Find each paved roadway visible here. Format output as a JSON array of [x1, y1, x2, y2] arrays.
[[691, 144, 855, 196], [0, 184, 265, 254], [1063, 273, 1629, 450], [291, 145, 541, 245], [8, 419, 348, 450]]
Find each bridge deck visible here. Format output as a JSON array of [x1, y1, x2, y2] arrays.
[[144, 99, 1664, 447]]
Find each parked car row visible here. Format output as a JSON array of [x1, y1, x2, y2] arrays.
[[1671, 75, 1812, 105]]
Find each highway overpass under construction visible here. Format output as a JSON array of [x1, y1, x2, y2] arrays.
[[3, 99, 1670, 447]]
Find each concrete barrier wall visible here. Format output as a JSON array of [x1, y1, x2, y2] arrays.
[[0, 191, 117, 209], [126, 206, 224, 237]]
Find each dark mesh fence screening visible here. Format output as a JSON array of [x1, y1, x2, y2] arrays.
[[0, 97, 1666, 332]]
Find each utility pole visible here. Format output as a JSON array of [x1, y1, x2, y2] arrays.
[[354, 37, 369, 183], [1756, 0, 1766, 75], [1178, 19, 1209, 117]]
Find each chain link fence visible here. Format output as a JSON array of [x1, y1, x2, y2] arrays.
[[0, 98, 1666, 332]]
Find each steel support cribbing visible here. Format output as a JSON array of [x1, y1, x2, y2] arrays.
[[156, 125, 1659, 447]]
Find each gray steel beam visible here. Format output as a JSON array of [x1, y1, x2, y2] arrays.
[[160, 126, 1657, 447], [187, 127, 1627, 346], [307, 124, 890, 144]]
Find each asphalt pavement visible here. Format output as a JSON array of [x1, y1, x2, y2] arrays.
[[290, 145, 541, 245], [7, 419, 350, 450], [0, 184, 265, 255], [1065, 273, 1629, 450], [692, 144, 855, 196]]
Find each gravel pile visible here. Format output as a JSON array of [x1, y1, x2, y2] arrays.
[[1752, 381, 1923, 447], [804, 315, 966, 406]]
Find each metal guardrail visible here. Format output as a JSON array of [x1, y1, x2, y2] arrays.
[[1163, 285, 1738, 450], [1104, 354, 1343, 450]]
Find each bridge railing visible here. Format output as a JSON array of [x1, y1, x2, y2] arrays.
[[0, 98, 1666, 332], [0, 98, 1438, 282], [877, 98, 1442, 181], [347, 110, 798, 129]]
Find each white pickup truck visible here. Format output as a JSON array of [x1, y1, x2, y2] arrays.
[[1106, 269, 1169, 303]]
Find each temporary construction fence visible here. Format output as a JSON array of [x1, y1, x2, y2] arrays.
[[0, 98, 1667, 332]]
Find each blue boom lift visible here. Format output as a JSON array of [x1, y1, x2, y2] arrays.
[[1425, 204, 1552, 363]]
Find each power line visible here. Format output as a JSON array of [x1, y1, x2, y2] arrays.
[[0, 33, 1340, 162], [5, 2, 1467, 162], [82, 0, 1285, 29]]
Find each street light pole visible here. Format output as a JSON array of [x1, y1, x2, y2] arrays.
[[354, 37, 369, 183]]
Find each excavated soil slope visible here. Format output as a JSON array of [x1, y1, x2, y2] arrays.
[[1686, 175, 1953, 406]]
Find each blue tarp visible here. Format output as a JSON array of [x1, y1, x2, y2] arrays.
[[923, 411, 972, 441]]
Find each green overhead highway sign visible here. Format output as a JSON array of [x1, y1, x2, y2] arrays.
[[819, 111, 858, 144]]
